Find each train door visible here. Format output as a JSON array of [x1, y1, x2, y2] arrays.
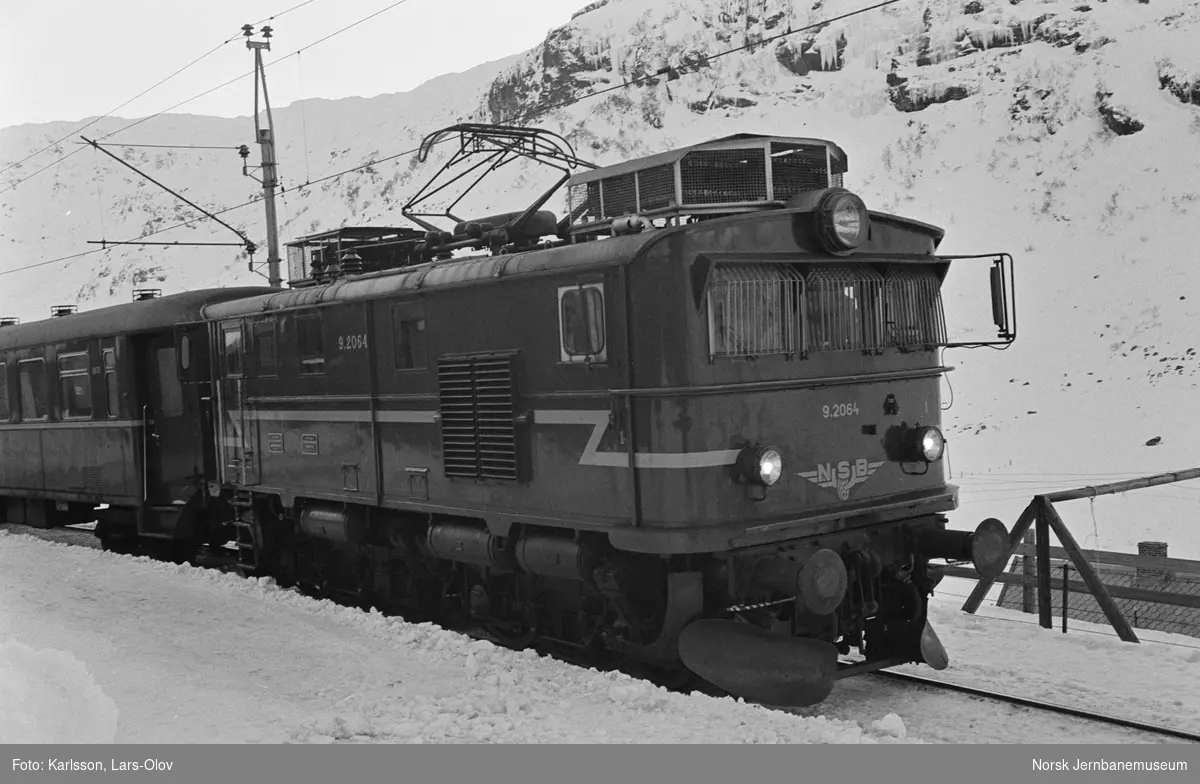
[[216, 319, 260, 486], [139, 330, 202, 505]]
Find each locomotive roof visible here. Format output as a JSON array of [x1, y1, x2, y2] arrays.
[[565, 133, 849, 185], [202, 202, 949, 320], [0, 287, 278, 350], [201, 230, 662, 320]]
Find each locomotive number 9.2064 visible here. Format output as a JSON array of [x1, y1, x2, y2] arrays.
[[822, 402, 859, 419], [338, 334, 368, 351]]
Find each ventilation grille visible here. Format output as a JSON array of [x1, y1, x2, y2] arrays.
[[438, 355, 520, 482], [82, 466, 106, 494]]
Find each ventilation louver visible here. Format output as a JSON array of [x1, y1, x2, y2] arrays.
[[438, 354, 521, 482]]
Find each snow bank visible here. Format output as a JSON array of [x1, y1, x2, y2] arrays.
[[0, 531, 918, 744], [0, 639, 119, 743]]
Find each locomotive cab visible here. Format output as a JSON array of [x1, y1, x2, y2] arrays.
[[558, 134, 1017, 701]]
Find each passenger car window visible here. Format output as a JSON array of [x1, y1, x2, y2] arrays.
[[157, 348, 183, 417], [0, 363, 8, 421], [18, 358, 49, 420], [58, 352, 92, 419]]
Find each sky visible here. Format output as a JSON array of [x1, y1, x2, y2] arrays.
[[0, 0, 592, 128]]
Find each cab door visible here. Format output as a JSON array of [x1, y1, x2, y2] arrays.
[[215, 319, 260, 486], [175, 320, 217, 487]]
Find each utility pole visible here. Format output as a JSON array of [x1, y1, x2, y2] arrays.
[[243, 24, 282, 288]]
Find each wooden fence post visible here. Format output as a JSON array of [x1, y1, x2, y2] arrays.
[[1038, 496, 1139, 643], [1035, 500, 1052, 630], [1022, 528, 1036, 615]]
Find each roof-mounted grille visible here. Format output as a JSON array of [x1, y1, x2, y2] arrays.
[[133, 288, 162, 301], [50, 305, 78, 317], [566, 134, 848, 238], [0, 317, 19, 327]]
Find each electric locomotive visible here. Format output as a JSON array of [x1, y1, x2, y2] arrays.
[[188, 125, 1017, 706]]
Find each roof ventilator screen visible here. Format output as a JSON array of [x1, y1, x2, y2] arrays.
[[601, 172, 637, 219], [636, 164, 676, 211], [568, 181, 602, 226], [771, 142, 833, 201], [681, 148, 768, 205], [287, 245, 309, 282]]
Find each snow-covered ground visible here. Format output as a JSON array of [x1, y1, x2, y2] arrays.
[[2, 526, 1197, 744]]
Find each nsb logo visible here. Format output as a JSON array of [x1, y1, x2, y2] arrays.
[[797, 458, 885, 501]]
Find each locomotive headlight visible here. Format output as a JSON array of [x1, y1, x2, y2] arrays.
[[816, 190, 869, 253], [739, 445, 784, 486], [914, 426, 945, 462]]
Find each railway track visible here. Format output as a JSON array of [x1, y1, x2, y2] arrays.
[[7, 522, 1200, 742], [870, 669, 1200, 743]]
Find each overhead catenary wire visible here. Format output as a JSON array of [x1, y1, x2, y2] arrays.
[[2, 0, 413, 195], [0, 0, 323, 181]]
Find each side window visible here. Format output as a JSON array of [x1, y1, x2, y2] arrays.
[[103, 348, 119, 418], [558, 283, 607, 363], [0, 362, 8, 421], [222, 322, 243, 377], [391, 302, 426, 370], [18, 358, 49, 420], [253, 318, 278, 376], [157, 348, 183, 417], [296, 312, 325, 374], [58, 352, 92, 419]]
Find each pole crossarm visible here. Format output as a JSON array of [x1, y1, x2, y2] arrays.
[[81, 135, 256, 255]]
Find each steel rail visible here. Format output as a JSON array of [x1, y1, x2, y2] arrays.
[[871, 669, 1200, 743]]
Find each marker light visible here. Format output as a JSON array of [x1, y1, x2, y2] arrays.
[[739, 446, 784, 486], [816, 189, 869, 253]]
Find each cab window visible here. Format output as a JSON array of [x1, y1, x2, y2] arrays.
[[296, 312, 325, 374], [222, 323, 243, 377], [558, 283, 606, 363]]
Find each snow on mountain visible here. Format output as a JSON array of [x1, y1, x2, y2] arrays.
[[1, 0, 1198, 553]]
